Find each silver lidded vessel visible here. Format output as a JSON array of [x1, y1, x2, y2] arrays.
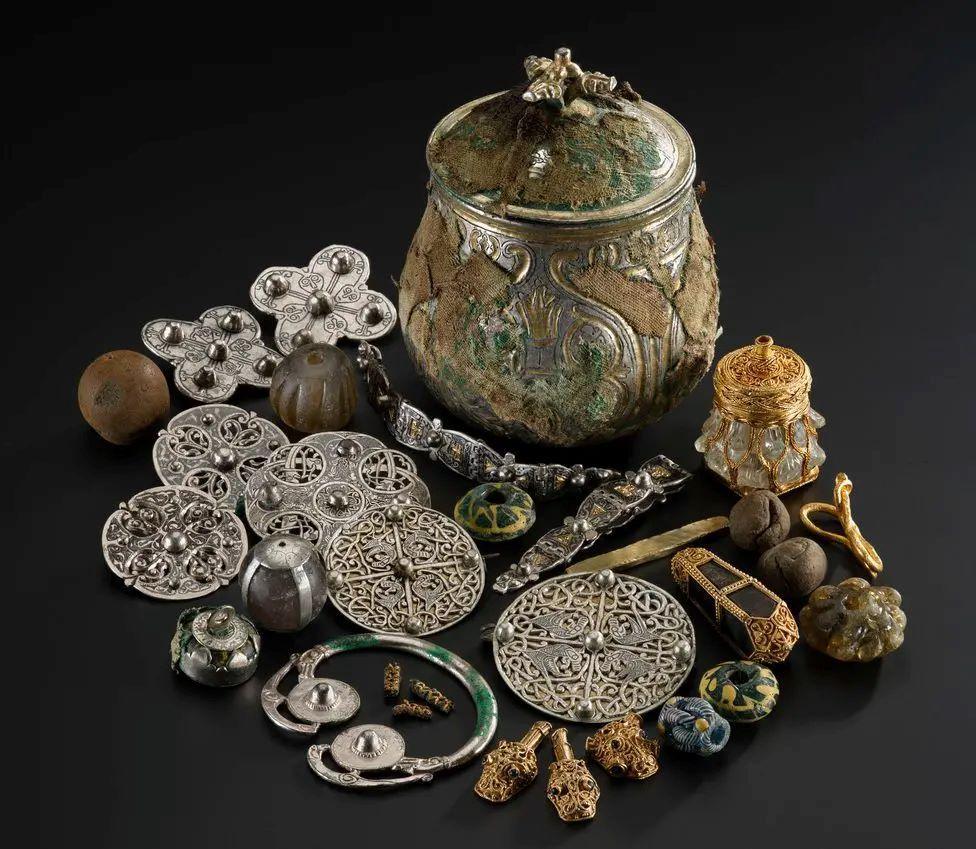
[[171, 605, 261, 687], [399, 47, 720, 447]]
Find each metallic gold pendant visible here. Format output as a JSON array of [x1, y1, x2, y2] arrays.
[[670, 547, 799, 663], [585, 713, 661, 779], [474, 721, 552, 803], [547, 729, 600, 822]]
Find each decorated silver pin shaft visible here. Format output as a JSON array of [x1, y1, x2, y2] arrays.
[[250, 245, 396, 354]]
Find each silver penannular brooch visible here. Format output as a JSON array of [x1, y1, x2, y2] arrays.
[[262, 633, 498, 790]]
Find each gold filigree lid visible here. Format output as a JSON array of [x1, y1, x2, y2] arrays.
[[713, 336, 812, 427], [426, 47, 695, 225]]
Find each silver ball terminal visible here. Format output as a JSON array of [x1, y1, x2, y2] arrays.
[[583, 630, 606, 653], [161, 322, 184, 344], [329, 250, 353, 275], [218, 311, 244, 333], [495, 622, 516, 644]]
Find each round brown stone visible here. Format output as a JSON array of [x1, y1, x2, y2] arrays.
[[270, 343, 358, 433], [729, 489, 790, 552], [78, 350, 170, 445], [758, 537, 828, 598]]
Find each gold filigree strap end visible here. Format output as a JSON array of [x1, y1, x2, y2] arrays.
[[800, 473, 882, 578]]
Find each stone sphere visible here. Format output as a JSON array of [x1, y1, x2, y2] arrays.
[[757, 537, 827, 598], [729, 489, 790, 552], [240, 534, 329, 632], [270, 343, 357, 433], [78, 350, 170, 445]]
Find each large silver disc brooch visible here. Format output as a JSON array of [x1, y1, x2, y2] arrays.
[[324, 503, 485, 636], [243, 431, 430, 546], [489, 570, 695, 723], [153, 404, 288, 509], [102, 485, 247, 600], [249, 244, 397, 354]]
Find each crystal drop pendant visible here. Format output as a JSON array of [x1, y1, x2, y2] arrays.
[[776, 449, 803, 486], [792, 419, 808, 449], [727, 421, 751, 463], [694, 410, 721, 453], [762, 426, 786, 462], [736, 454, 770, 490], [705, 441, 729, 477], [808, 407, 826, 428], [809, 435, 826, 467]]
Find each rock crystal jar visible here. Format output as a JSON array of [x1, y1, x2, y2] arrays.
[[695, 335, 826, 494], [399, 47, 720, 447]]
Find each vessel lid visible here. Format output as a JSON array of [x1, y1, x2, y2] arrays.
[[713, 336, 812, 426], [427, 47, 695, 224]]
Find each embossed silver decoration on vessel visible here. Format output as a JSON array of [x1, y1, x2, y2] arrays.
[[400, 48, 719, 446]]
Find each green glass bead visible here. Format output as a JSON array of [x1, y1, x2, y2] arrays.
[[453, 483, 535, 542], [699, 661, 779, 723]]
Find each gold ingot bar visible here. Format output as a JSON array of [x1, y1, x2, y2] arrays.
[[566, 517, 729, 575]]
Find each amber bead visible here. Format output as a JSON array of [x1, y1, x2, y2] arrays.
[[78, 350, 170, 445], [270, 343, 358, 433]]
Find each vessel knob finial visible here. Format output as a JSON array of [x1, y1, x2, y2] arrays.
[[523, 47, 616, 108]]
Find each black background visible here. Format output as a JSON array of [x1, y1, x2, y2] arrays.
[[6, 4, 974, 846]]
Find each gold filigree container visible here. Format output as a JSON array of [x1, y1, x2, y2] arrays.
[[695, 336, 826, 494]]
